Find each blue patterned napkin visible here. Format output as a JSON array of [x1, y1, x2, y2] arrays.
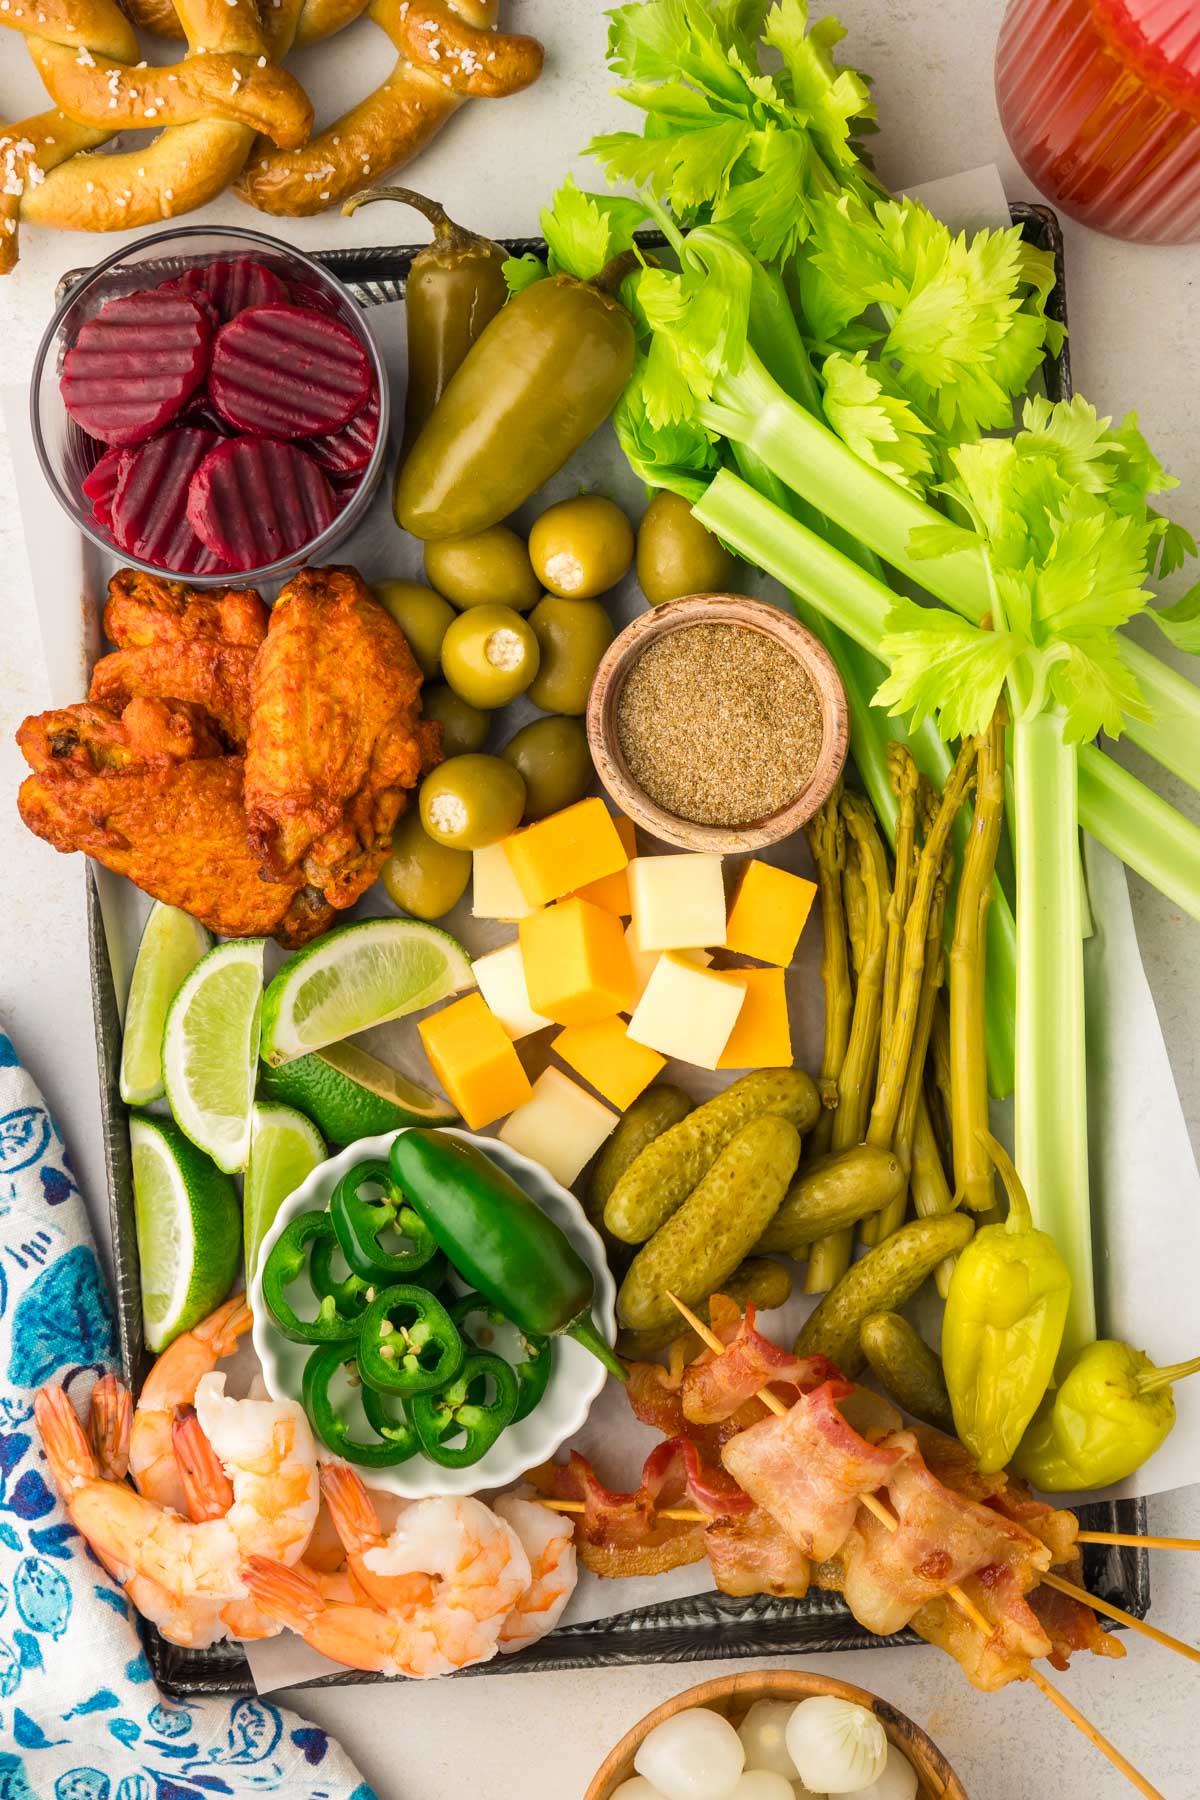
[[0, 1026, 375, 1798]]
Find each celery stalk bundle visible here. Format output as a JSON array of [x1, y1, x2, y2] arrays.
[[512, 0, 1200, 1348]]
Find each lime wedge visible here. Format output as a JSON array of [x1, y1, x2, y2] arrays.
[[120, 904, 212, 1105], [162, 939, 264, 1172], [243, 1101, 325, 1284], [130, 1112, 241, 1353], [260, 1040, 458, 1142], [259, 919, 473, 1067]]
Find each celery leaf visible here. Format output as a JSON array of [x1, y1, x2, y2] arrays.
[[538, 177, 647, 280], [820, 351, 933, 489], [1153, 581, 1200, 654], [876, 601, 1021, 740], [502, 254, 548, 298]]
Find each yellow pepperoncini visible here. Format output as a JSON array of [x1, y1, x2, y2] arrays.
[[1013, 1341, 1200, 1492], [941, 1132, 1071, 1474]]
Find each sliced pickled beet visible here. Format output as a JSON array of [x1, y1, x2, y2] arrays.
[[82, 445, 129, 529], [208, 304, 372, 440], [177, 388, 232, 434], [289, 279, 341, 317], [111, 428, 230, 575], [163, 257, 289, 325], [186, 437, 336, 570], [60, 291, 211, 447], [304, 390, 379, 475]]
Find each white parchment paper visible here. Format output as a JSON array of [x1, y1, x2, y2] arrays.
[[8, 164, 1199, 1694]]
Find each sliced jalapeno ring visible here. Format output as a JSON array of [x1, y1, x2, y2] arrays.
[[330, 1158, 441, 1284], [310, 1233, 373, 1319], [406, 1350, 519, 1469], [360, 1383, 422, 1462], [302, 1342, 418, 1468], [356, 1283, 464, 1397], [261, 1213, 362, 1345], [449, 1291, 552, 1424]]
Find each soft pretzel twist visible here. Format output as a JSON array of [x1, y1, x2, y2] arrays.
[[235, 0, 544, 218], [0, 0, 312, 269]]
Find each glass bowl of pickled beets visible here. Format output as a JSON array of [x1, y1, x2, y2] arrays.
[[30, 226, 389, 586]]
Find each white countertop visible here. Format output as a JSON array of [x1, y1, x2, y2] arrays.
[[1, 2, 1198, 1794]]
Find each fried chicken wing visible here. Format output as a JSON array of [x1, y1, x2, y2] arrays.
[[103, 569, 270, 649], [89, 570, 269, 750], [244, 566, 442, 910], [17, 697, 332, 945]]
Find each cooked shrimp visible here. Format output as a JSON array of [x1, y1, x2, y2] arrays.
[[245, 1494, 532, 1677], [130, 1294, 251, 1512], [172, 1402, 234, 1520], [494, 1494, 577, 1652], [319, 1464, 434, 1613], [35, 1378, 317, 1603], [89, 1373, 133, 1479]]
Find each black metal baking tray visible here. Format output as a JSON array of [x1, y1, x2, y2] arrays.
[[81, 202, 1146, 1698]]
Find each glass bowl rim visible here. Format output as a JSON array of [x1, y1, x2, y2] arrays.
[[29, 222, 391, 589]]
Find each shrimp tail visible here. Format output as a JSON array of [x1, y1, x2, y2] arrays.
[[89, 1375, 132, 1481], [173, 1403, 235, 1522], [243, 1554, 323, 1630], [202, 1293, 253, 1356], [35, 1386, 97, 1488], [319, 1462, 382, 1557]]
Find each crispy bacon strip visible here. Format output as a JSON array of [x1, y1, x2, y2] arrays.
[[838, 1432, 1052, 1638], [682, 1298, 839, 1425], [911, 1563, 1053, 1691], [528, 1438, 751, 1580], [722, 1379, 906, 1562], [706, 1506, 811, 1599], [1028, 1558, 1125, 1670], [627, 1353, 766, 1455]]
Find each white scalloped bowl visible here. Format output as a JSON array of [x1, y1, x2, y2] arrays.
[[250, 1127, 616, 1498]]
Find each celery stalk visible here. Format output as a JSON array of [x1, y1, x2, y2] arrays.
[[1013, 707, 1095, 1358], [697, 469, 1200, 924], [701, 353, 1200, 788]]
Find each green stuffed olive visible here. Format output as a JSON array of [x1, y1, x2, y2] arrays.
[[525, 595, 613, 715], [501, 715, 592, 820], [419, 754, 526, 851]]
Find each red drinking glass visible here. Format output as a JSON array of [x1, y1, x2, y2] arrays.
[[996, 0, 1200, 243]]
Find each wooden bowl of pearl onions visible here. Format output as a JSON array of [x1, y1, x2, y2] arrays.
[[585, 1670, 970, 1800]]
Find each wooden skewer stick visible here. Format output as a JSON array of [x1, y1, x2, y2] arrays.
[[659, 1290, 1164, 1800], [1078, 1531, 1200, 1552], [1027, 1669, 1164, 1800], [1042, 1569, 1200, 1665]]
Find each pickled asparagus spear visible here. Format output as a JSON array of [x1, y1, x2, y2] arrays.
[[804, 784, 852, 1162], [950, 702, 1007, 1212]]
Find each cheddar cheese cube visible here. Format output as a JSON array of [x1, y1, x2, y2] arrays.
[[472, 840, 537, 921], [418, 993, 532, 1130], [724, 859, 818, 966], [628, 853, 726, 952], [568, 815, 637, 915], [625, 925, 711, 1005], [518, 897, 634, 1026], [627, 952, 746, 1070], [499, 1067, 618, 1188], [553, 1014, 666, 1110], [505, 798, 629, 908], [718, 967, 793, 1068], [472, 940, 552, 1040]]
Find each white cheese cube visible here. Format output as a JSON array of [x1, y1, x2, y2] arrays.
[[471, 940, 552, 1039], [628, 854, 727, 952], [627, 953, 746, 1070], [624, 925, 712, 1005], [498, 1066, 618, 1188], [473, 840, 537, 921]]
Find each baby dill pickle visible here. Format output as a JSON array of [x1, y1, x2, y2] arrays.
[[604, 1068, 819, 1245], [796, 1212, 974, 1376], [756, 1144, 905, 1255], [617, 1257, 792, 1360], [588, 1085, 695, 1235], [860, 1311, 955, 1433], [616, 1116, 801, 1332]]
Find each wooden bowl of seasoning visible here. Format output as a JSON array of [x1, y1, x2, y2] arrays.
[[586, 1663, 971, 1792], [586, 595, 849, 852], [586, 1669, 970, 1799]]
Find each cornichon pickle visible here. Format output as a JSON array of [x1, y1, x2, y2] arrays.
[[588, 1084, 695, 1233], [617, 1257, 792, 1360], [616, 1116, 802, 1332], [756, 1145, 905, 1255], [604, 1068, 820, 1245], [860, 1311, 955, 1434], [796, 1213, 974, 1377]]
